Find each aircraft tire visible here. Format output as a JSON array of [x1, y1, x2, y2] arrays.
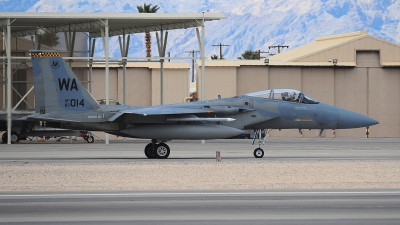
[[253, 148, 264, 158], [2, 132, 19, 144], [86, 135, 94, 143], [154, 143, 170, 159], [144, 143, 156, 159]]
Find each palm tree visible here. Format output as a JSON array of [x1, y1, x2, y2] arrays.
[[211, 54, 218, 60], [137, 3, 160, 59], [240, 50, 259, 60]]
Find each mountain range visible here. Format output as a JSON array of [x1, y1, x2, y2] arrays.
[[1, 0, 399, 60]]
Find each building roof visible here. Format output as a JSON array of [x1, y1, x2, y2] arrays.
[[89, 61, 190, 69], [0, 12, 226, 38], [266, 30, 400, 67], [198, 30, 400, 67], [269, 31, 368, 63], [198, 59, 265, 67]]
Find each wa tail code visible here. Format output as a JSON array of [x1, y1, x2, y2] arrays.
[[58, 78, 78, 91]]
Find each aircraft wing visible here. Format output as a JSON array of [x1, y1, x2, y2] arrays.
[[107, 106, 251, 122], [20, 113, 82, 123], [121, 106, 212, 116]]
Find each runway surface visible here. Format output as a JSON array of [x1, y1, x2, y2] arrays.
[[1, 138, 400, 163], [1, 190, 399, 225], [2, 138, 400, 224]]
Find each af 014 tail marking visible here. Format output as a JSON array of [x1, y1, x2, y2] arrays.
[[31, 51, 99, 113]]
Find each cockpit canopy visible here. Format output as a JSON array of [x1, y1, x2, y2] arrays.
[[244, 89, 319, 104]]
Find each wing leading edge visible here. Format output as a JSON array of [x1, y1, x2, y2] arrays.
[[108, 106, 251, 122]]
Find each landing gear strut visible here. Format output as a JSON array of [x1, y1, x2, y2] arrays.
[[252, 129, 271, 158], [144, 140, 171, 159]]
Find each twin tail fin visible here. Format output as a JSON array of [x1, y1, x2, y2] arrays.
[[31, 50, 99, 114]]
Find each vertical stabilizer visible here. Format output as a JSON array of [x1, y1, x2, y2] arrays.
[[31, 51, 99, 114]]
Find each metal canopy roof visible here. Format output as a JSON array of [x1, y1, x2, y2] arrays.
[[0, 12, 226, 38]]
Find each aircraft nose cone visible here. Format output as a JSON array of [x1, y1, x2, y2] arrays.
[[337, 108, 379, 129]]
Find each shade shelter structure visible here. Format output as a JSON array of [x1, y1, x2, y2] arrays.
[[0, 12, 226, 144]]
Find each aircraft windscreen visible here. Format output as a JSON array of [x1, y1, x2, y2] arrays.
[[245, 89, 319, 104]]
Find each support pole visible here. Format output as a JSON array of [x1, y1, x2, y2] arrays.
[[156, 29, 168, 105], [1, 37, 5, 110], [100, 19, 110, 144], [5, 18, 12, 144], [64, 31, 76, 141], [212, 43, 230, 59], [30, 35, 41, 50], [185, 50, 200, 83], [118, 34, 130, 105], [64, 31, 76, 67], [201, 12, 206, 101], [105, 20, 109, 144], [88, 38, 96, 93]]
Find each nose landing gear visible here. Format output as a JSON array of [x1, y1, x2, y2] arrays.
[[253, 147, 264, 158], [252, 129, 271, 158]]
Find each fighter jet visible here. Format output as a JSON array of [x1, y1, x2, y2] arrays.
[[0, 111, 87, 143], [23, 50, 378, 158], [0, 111, 36, 143]]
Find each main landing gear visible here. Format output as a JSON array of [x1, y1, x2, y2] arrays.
[[1, 132, 19, 144], [144, 140, 170, 159], [82, 132, 95, 143]]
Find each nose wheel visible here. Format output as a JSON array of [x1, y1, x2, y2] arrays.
[[252, 129, 269, 158], [253, 148, 264, 158]]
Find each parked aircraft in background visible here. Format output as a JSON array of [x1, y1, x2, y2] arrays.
[[0, 112, 90, 143], [21, 50, 378, 158], [0, 111, 36, 143]]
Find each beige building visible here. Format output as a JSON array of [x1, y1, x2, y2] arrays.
[[2, 30, 400, 138], [197, 31, 400, 138], [88, 62, 190, 106]]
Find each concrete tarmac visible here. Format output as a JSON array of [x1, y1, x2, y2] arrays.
[[1, 138, 400, 163], [2, 138, 400, 224], [1, 190, 400, 225]]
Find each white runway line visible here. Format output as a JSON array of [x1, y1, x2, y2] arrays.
[[2, 190, 400, 198]]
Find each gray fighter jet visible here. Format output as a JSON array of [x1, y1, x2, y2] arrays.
[[23, 50, 378, 158], [0, 111, 87, 143]]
